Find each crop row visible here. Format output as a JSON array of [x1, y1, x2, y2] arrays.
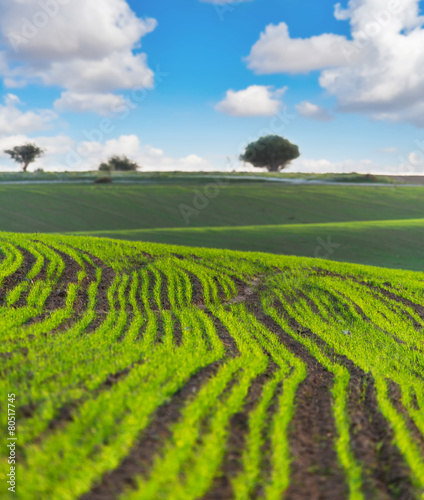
[[1, 232, 423, 499]]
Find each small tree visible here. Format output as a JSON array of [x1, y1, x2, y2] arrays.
[[99, 155, 139, 172], [239, 135, 300, 172], [4, 143, 45, 172]]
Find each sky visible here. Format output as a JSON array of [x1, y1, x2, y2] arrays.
[[0, 0, 424, 174]]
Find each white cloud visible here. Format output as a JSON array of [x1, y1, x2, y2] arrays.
[[0, 51, 7, 73], [0, 132, 404, 175], [215, 85, 286, 117], [0, 133, 74, 170], [247, 0, 424, 127], [0, 0, 157, 95], [54, 92, 127, 116], [296, 101, 334, 121], [246, 23, 352, 74], [62, 135, 213, 172], [289, 157, 388, 174], [0, 133, 214, 172], [0, 93, 56, 135]]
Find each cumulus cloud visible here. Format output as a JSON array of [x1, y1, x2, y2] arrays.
[[0, 93, 57, 135], [0, 0, 156, 97], [0, 133, 213, 172], [289, 157, 388, 174], [0, 133, 74, 170], [296, 101, 334, 121], [0, 131, 401, 175], [246, 23, 352, 74], [246, 0, 424, 127], [215, 85, 286, 117], [61, 135, 213, 172], [54, 92, 127, 116]]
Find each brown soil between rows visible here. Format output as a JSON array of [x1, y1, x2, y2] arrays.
[[369, 283, 424, 328], [251, 305, 348, 500], [0, 246, 44, 308], [80, 362, 222, 500], [47, 246, 83, 298], [78, 311, 242, 500], [205, 309, 240, 357], [0, 246, 36, 299], [184, 269, 204, 306], [22, 361, 133, 435], [388, 382, 424, 456], [253, 297, 417, 500], [82, 254, 116, 333], [47, 367, 132, 433], [149, 267, 171, 311], [349, 377, 416, 500], [202, 365, 280, 500], [30, 246, 114, 331], [314, 266, 424, 328], [11, 262, 424, 499]]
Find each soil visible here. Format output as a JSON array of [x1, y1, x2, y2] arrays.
[[80, 363, 222, 500], [8, 250, 424, 499], [254, 308, 348, 500]]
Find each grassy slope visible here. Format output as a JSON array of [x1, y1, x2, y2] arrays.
[[1, 183, 424, 232], [1, 182, 423, 270], [76, 218, 424, 271]]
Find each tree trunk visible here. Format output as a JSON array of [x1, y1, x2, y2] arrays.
[[22, 162, 29, 172], [267, 163, 280, 172]]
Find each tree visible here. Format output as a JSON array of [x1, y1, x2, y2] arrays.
[[239, 135, 300, 172], [99, 155, 140, 172], [4, 143, 45, 172]]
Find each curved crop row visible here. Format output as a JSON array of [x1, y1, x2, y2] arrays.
[[0, 232, 423, 499]]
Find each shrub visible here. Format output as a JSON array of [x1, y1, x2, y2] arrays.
[[99, 155, 140, 172]]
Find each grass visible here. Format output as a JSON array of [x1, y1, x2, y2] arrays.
[[0, 181, 424, 270], [76, 217, 424, 271], [0, 183, 424, 233], [0, 170, 397, 184], [1, 231, 424, 499]]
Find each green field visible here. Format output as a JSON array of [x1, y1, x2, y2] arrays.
[[0, 182, 423, 232], [1, 232, 424, 499], [78, 218, 424, 271], [0, 181, 423, 270]]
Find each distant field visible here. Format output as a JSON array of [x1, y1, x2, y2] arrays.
[[0, 170, 400, 183], [0, 181, 423, 270], [0, 183, 424, 233], [1, 232, 424, 499]]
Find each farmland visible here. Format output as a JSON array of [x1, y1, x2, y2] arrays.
[[1, 182, 424, 234], [1, 231, 424, 499], [1, 181, 424, 270], [81, 218, 424, 272]]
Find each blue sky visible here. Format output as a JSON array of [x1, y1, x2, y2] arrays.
[[0, 0, 423, 173]]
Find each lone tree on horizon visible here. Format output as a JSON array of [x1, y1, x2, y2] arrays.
[[240, 135, 300, 172], [4, 143, 45, 172], [99, 155, 140, 173]]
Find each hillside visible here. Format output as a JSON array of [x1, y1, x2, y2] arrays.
[[78, 217, 424, 272], [1, 182, 424, 233], [1, 232, 424, 499], [0, 181, 424, 271]]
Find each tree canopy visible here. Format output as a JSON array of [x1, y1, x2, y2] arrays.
[[239, 135, 300, 172], [99, 155, 140, 172], [4, 143, 45, 172]]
